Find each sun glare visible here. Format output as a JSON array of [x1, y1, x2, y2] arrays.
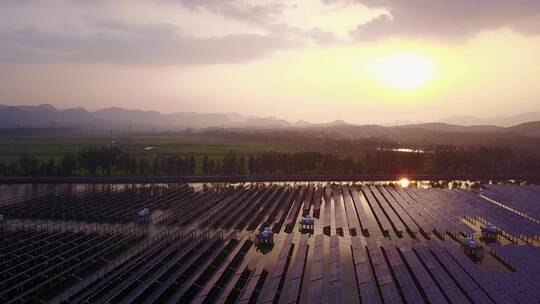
[[399, 178, 410, 188], [373, 53, 434, 90]]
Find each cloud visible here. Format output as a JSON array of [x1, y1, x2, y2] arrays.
[[167, 0, 287, 26], [163, 0, 340, 44], [0, 1, 341, 65], [346, 0, 540, 40], [0, 21, 302, 65], [0, 0, 36, 6]]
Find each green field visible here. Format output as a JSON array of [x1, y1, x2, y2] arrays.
[[0, 133, 302, 162]]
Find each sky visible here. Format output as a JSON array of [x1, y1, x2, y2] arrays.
[[1, 0, 539, 124]]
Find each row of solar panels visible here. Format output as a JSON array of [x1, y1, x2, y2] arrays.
[[0, 184, 193, 223], [482, 184, 540, 222]]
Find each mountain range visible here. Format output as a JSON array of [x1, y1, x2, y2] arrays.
[[0, 104, 539, 139], [0, 104, 284, 130], [437, 112, 540, 127]]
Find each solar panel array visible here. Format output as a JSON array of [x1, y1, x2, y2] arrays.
[[0, 182, 539, 303], [481, 185, 540, 223], [0, 223, 143, 303]]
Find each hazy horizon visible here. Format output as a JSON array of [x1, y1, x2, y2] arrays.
[[1, 1, 539, 124], [3, 102, 540, 127]]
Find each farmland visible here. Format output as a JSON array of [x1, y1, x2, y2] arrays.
[[0, 133, 301, 160], [1, 131, 539, 177]]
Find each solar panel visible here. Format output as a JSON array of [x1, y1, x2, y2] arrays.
[[358, 282, 382, 304]]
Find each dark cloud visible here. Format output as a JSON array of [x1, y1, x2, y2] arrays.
[[346, 0, 540, 40], [0, 21, 301, 65]]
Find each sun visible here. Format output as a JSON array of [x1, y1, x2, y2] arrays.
[[373, 52, 434, 90]]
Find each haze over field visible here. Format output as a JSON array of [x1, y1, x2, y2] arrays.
[[0, 0, 539, 124]]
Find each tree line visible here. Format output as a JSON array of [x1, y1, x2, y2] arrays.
[[0, 147, 197, 176], [0, 145, 539, 177]]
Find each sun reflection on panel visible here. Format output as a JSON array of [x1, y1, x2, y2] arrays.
[[399, 178, 411, 188]]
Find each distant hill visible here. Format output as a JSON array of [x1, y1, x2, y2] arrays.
[[1, 104, 539, 141], [505, 121, 540, 137], [243, 117, 291, 128], [0, 104, 292, 130], [439, 112, 540, 127], [394, 122, 503, 133]]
